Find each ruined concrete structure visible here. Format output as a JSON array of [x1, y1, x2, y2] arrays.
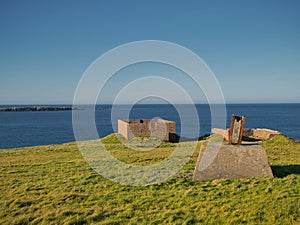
[[118, 119, 176, 142], [212, 128, 280, 141]]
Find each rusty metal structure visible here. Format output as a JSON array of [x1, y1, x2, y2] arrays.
[[228, 114, 246, 145]]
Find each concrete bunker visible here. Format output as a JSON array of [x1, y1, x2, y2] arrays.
[[118, 119, 176, 142]]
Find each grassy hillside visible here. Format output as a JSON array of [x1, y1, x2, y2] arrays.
[[0, 134, 299, 225]]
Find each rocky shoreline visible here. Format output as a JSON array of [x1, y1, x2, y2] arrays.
[[0, 106, 76, 112]]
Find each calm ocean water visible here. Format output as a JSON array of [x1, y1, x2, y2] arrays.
[[0, 104, 299, 149]]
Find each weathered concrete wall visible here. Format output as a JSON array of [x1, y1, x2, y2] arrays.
[[211, 128, 229, 140], [212, 128, 280, 141], [118, 120, 129, 139], [193, 143, 273, 180], [252, 128, 280, 140], [118, 119, 176, 142]]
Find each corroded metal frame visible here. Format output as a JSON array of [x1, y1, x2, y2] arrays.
[[228, 114, 246, 145]]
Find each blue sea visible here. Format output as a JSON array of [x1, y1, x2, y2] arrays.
[[0, 104, 299, 149]]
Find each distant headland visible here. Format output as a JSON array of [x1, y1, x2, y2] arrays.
[[0, 106, 76, 112]]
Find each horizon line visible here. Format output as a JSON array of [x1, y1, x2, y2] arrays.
[[1, 102, 300, 106]]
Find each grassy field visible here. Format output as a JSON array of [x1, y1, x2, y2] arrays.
[[0, 134, 299, 225]]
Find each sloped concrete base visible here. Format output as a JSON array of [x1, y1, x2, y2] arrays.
[[193, 143, 273, 180]]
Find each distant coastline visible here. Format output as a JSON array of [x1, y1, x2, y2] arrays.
[[0, 106, 76, 112]]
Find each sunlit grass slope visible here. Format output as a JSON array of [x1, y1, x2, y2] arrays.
[[0, 134, 299, 224]]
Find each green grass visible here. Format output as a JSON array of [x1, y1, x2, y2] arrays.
[[0, 134, 299, 224]]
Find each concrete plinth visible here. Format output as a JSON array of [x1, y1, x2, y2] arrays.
[[193, 143, 273, 180]]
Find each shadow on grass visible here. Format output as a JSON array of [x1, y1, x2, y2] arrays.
[[271, 165, 300, 178], [172, 134, 210, 143]]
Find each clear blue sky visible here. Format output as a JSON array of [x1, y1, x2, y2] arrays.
[[0, 0, 299, 104]]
